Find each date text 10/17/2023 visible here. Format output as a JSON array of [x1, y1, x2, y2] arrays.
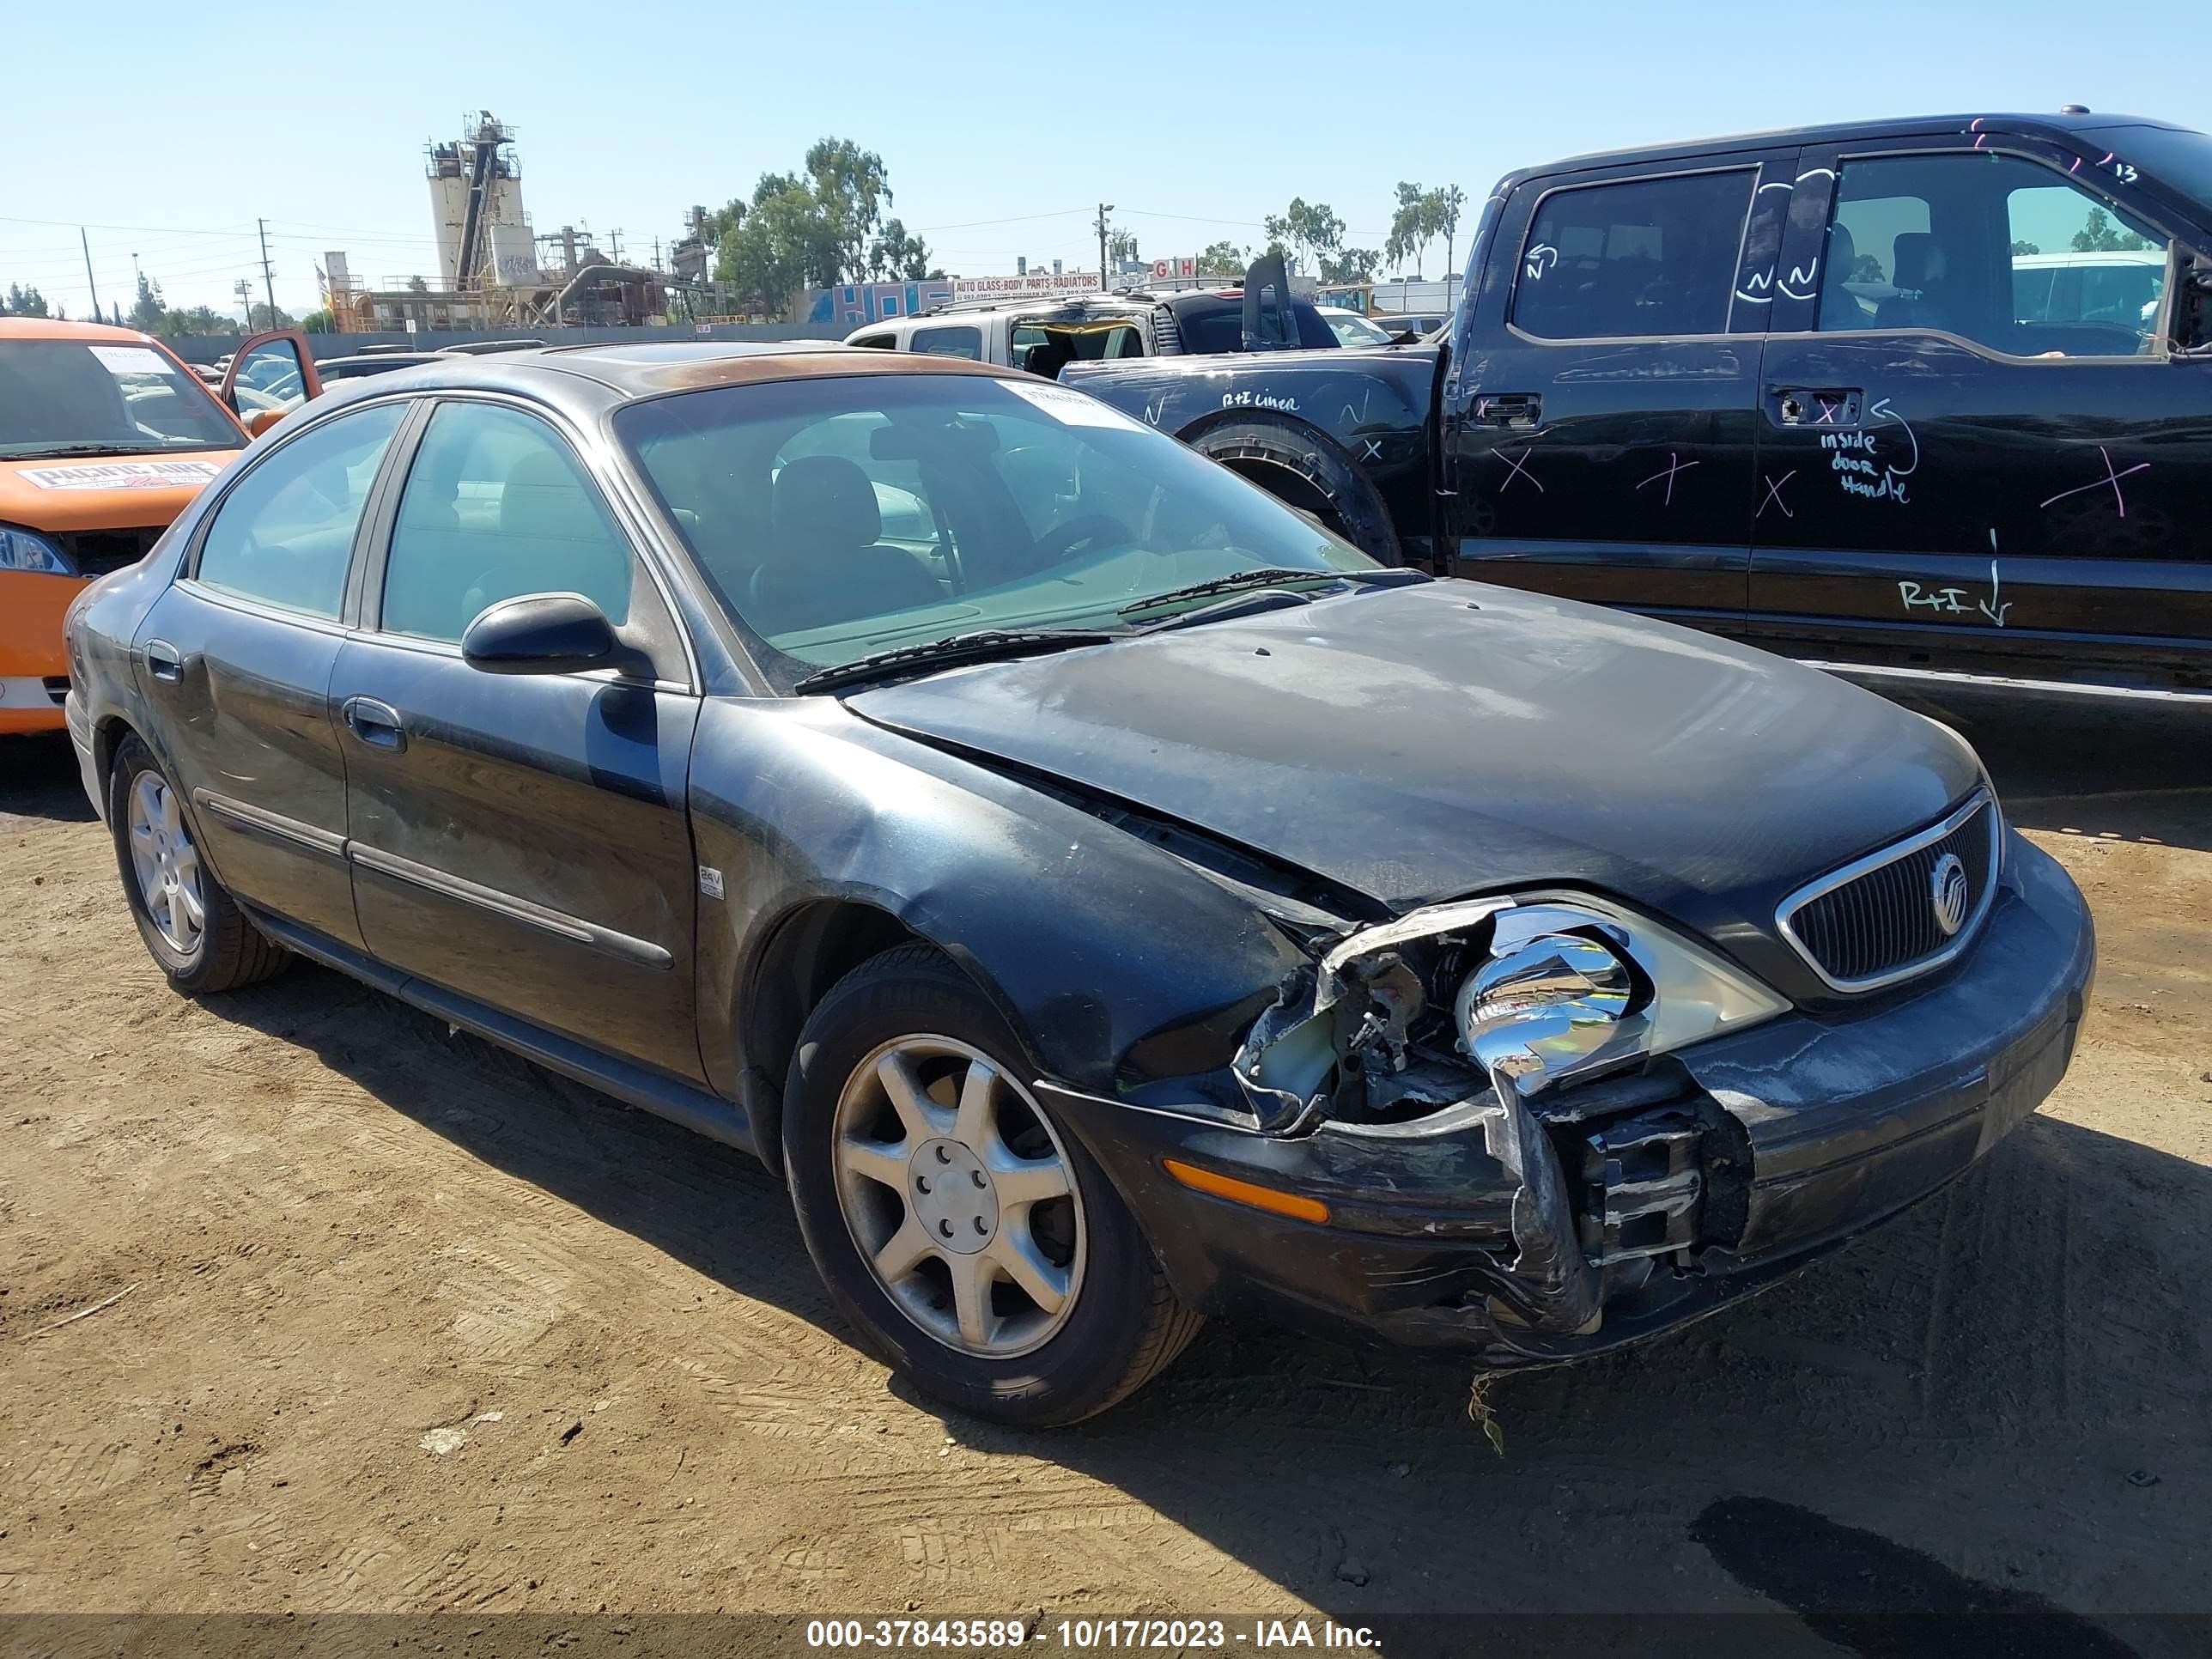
[[805, 1618, 1382, 1650]]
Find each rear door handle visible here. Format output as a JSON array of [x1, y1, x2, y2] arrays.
[[341, 696, 408, 752], [143, 639, 183, 683], [1774, 386, 1863, 428], [1471, 393, 1541, 428]]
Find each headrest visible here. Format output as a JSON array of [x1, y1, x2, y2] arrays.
[[770, 455, 881, 564], [1826, 222, 1856, 278], [499, 450, 591, 540], [1890, 232, 1937, 290]]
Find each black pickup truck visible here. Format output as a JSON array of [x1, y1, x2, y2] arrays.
[[1065, 111, 2212, 698]]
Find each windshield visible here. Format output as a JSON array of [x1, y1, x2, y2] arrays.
[[1323, 311, 1395, 346], [0, 340, 242, 459], [2091, 124, 2212, 213], [617, 374, 1376, 684]]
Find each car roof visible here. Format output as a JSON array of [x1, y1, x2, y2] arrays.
[[0, 317, 180, 347], [313, 339, 1027, 406], [1516, 112, 2188, 181]]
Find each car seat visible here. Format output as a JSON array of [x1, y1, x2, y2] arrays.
[[1875, 233, 1950, 331], [747, 455, 941, 636], [1819, 223, 1867, 330]]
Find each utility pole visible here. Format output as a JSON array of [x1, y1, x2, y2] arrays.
[[234, 279, 253, 327], [80, 228, 103, 322], [1096, 203, 1114, 289], [257, 219, 277, 328]]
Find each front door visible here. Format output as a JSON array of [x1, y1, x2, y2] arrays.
[[330, 396, 707, 1081], [1749, 132, 2212, 687], [135, 398, 410, 948], [1444, 150, 1796, 628]]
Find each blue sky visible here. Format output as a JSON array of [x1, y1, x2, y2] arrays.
[[3, 1, 2203, 319]]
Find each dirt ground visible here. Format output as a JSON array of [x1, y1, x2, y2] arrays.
[[1, 686, 2206, 1650]]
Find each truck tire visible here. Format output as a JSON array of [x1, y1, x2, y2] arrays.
[[1190, 417, 1403, 566]]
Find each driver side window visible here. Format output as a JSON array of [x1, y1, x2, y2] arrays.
[[1816, 153, 2167, 358], [380, 402, 636, 643]]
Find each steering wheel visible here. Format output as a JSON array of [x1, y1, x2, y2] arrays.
[[1032, 514, 1132, 563]]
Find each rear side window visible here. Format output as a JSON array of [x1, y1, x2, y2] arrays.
[[911, 325, 981, 359], [194, 402, 405, 617], [380, 402, 634, 643], [1512, 170, 1755, 339]]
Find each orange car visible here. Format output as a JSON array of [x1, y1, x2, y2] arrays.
[[1, 319, 319, 734]]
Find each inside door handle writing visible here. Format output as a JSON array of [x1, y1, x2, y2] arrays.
[[1774, 387, 1863, 428], [341, 696, 408, 752]]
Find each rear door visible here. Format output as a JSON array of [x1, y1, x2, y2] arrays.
[[1749, 131, 2212, 686], [329, 394, 707, 1081], [1444, 149, 1796, 625], [134, 398, 411, 948]]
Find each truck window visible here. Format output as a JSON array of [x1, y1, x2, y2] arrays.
[[1815, 154, 2166, 358], [1511, 170, 1754, 340], [911, 325, 982, 360]]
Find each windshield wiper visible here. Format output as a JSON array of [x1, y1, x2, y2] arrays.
[[793, 629, 1116, 695], [2, 441, 210, 461], [1117, 568, 1360, 620]]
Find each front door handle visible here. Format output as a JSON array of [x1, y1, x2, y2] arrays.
[[341, 696, 408, 752], [1774, 386, 1863, 428], [143, 639, 183, 683], [1471, 392, 1541, 428]]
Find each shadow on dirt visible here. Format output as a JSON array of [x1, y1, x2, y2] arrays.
[[197, 958, 2209, 1647], [1890, 684, 2212, 854], [0, 732, 97, 828]]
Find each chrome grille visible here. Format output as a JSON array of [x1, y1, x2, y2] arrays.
[[1778, 793, 1999, 993]]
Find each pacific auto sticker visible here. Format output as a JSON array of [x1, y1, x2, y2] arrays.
[[17, 459, 226, 491], [87, 345, 179, 377]]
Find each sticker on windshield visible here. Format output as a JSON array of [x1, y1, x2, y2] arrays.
[[87, 345, 178, 378], [18, 459, 225, 492], [1001, 380, 1148, 432]]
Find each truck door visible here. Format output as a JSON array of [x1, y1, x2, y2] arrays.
[[1749, 131, 2212, 690], [1444, 149, 1795, 628]]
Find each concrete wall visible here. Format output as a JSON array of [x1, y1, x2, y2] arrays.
[[161, 322, 844, 367]]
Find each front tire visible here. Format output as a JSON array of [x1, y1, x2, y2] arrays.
[[107, 734, 288, 995], [783, 944, 1200, 1426]]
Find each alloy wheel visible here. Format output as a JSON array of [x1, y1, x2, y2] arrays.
[[830, 1034, 1087, 1358], [127, 770, 204, 957]]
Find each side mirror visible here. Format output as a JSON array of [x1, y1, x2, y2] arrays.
[[241, 407, 285, 438], [461, 592, 617, 675], [2180, 258, 2212, 354]]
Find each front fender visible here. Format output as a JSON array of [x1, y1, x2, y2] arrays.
[[686, 696, 1310, 1107]]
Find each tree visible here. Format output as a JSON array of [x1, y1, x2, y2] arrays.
[[154, 306, 239, 337], [248, 302, 295, 331], [1384, 181, 1433, 276], [869, 217, 933, 282], [1433, 184, 1466, 283], [804, 137, 892, 285], [301, 308, 335, 333], [1197, 240, 1246, 276], [1320, 247, 1380, 285], [1261, 198, 1346, 276], [1850, 252, 1887, 283], [404, 275, 429, 294], [129, 271, 166, 332], [2010, 239, 2041, 257], [2072, 207, 2151, 253], [1107, 228, 1139, 267], [3, 283, 51, 317]]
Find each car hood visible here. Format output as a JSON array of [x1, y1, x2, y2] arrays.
[[0, 453, 237, 533], [846, 581, 1983, 988]]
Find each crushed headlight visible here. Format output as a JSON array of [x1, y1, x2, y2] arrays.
[[0, 527, 75, 576], [1453, 898, 1786, 1097], [1233, 892, 1788, 1127]]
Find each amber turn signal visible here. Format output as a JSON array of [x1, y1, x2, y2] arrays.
[[1162, 1158, 1330, 1224]]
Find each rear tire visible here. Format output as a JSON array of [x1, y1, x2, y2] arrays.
[[1192, 417, 1403, 566], [107, 735, 289, 995], [783, 944, 1200, 1426]]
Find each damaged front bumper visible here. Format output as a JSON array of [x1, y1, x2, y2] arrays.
[[1038, 836, 2093, 1369]]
